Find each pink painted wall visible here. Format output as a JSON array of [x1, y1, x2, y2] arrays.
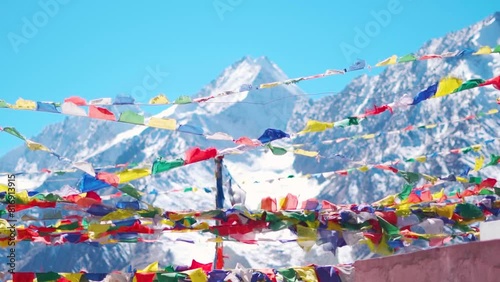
[[354, 239, 500, 282]]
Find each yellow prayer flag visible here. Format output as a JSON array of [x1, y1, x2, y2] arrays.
[[88, 223, 111, 237], [10, 98, 37, 110], [0, 184, 7, 192], [474, 155, 484, 171], [26, 140, 51, 152], [434, 77, 463, 97], [297, 225, 317, 252], [117, 168, 151, 184], [456, 176, 468, 183], [327, 221, 342, 231], [487, 109, 499, 115], [372, 194, 395, 206], [149, 94, 169, 104], [415, 156, 427, 163], [361, 134, 376, 139], [294, 149, 319, 158], [357, 165, 369, 172], [425, 124, 437, 129], [363, 234, 393, 255], [375, 55, 397, 66], [436, 204, 455, 219], [193, 222, 210, 230], [161, 219, 175, 226], [471, 144, 482, 152], [147, 117, 177, 130], [100, 210, 135, 221], [207, 236, 224, 243], [138, 261, 159, 273], [473, 46, 492, 55], [421, 174, 438, 183], [298, 120, 334, 134], [61, 273, 83, 282], [432, 188, 445, 200], [184, 268, 208, 282], [294, 267, 318, 282], [15, 190, 29, 204], [259, 82, 280, 89]]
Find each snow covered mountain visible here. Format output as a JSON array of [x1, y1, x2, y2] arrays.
[[0, 12, 499, 273], [292, 11, 500, 205]]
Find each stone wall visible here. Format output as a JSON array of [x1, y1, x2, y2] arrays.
[[353, 240, 500, 282]]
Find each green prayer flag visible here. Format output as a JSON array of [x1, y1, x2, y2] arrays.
[[453, 79, 486, 93], [164, 265, 176, 272], [469, 176, 482, 184], [36, 272, 61, 281], [377, 216, 400, 237], [0, 100, 8, 108], [398, 53, 417, 63], [461, 147, 473, 154], [119, 184, 142, 200], [156, 272, 188, 282], [335, 119, 350, 128], [479, 188, 494, 195], [493, 45, 500, 53], [152, 158, 185, 174], [398, 171, 420, 184], [269, 220, 293, 231], [485, 154, 500, 167], [397, 184, 412, 201], [456, 203, 483, 220], [3, 127, 26, 140], [119, 110, 145, 125], [57, 221, 80, 231], [405, 158, 416, 162], [278, 268, 298, 282], [82, 218, 89, 229], [174, 95, 192, 104], [347, 117, 359, 126], [494, 187, 500, 196], [269, 145, 288, 155]]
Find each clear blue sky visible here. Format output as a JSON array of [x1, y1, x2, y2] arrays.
[[0, 0, 498, 155]]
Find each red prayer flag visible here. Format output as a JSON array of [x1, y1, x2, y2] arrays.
[[374, 164, 398, 173], [88, 106, 116, 121], [64, 96, 87, 106], [261, 197, 277, 212], [135, 273, 155, 282], [281, 193, 298, 210], [375, 211, 398, 225], [480, 75, 500, 90], [234, 137, 261, 146], [419, 54, 442, 60], [321, 200, 338, 211], [96, 172, 119, 187], [365, 104, 393, 116], [185, 147, 218, 164], [479, 178, 497, 189], [13, 272, 36, 282], [190, 260, 213, 272]]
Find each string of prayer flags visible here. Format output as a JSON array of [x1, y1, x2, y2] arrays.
[[7, 262, 352, 282], [1, 190, 494, 254], [295, 106, 499, 146], [296, 74, 500, 136], [0, 46, 497, 117]]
